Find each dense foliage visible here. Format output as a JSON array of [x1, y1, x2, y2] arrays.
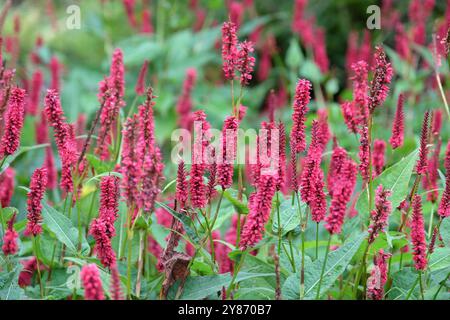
[[0, 0, 450, 300]]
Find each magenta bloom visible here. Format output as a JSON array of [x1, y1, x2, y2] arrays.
[[18, 257, 38, 288], [416, 111, 430, 175], [239, 174, 276, 250], [351, 61, 369, 125], [135, 60, 149, 95], [395, 23, 410, 61], [221, 21, 238, 80], [368, 46, 393, 113], [340, 101, 358, 134], [276, 122, 287, 192], [325, 152, 357, 234], [367, 185, 392, 244], [2, 213, 18, 256], [411, 195, 427, 271], [0, 87, 26, 156], [290, 79, 311, 154], [140, 9, 153, 34], [110, 263, 124, 300], [89, 218, 116, 268], [176, 160, 188, 209], [358, 125, 370, 181], [313, 28, 329, 74], [80, 264, 105, 300], [372, 139, 386, 177], [137, 90, 164, 213], [327, 145, 347, 197], [301, 121, 325, 221], [366, 249, 391, 300], [431, 109, 443, 137], [24, 167, 48, 237], [0, 167, 15, 207], [438, 141, 450, 218], [44, 89, 76, 192], [49, 56, 61, 92], [176, 68, 197, 130], [109, 48, 125, 99], [236, 41, 255, 86], [122, 0, 137, 28], [99, 175, 120, 237], [217, 116, 238, 189], [389, 93, 405, 149], [28, 69, 43, 115], [120, 115, 141, 207]]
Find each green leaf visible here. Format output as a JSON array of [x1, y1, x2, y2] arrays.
[[169, 272, 274, 300], [429, 248, 450, 272], [356, 150, 418, 220], [42, 203, 89, 255], [388, 267, 419, 300], [86, 154, 111, 174], [282, 232, 367, 299], [286, 38, 303, 70], [440, 218, 450, 247], [272, 196, 303, 235], [155, 201, 200, 243], [0, 266, 25, 300], [222, 189, 248, 215]]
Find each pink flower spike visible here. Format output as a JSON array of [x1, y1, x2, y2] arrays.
[[239, 174, 276, 250], [24, 167, 48, 237], [80, 264, 105, 300], [367, 185, 392, 244], [2, 213, 18, 256], [290, 79, 311, 154], [366, 249, 391, 300], [368, 46, 393, 113], [389, 93, 405, 149], [221, 21, 238, 81], [237, 41, 255, 86], [416, 111, 430, 175], [372, 139, 386, 178], [135, 60, 149, 95], [0, 87, 26, 157], [411, 195, 427, 271]]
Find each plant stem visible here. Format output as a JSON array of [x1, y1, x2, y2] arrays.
[[316, 234, 331, 299], [135, 230, 145, 298], [226, 250, 248, 296], [405, 273, 420, 300], [418, 271, 425, 300], [276, 193, 282, 256], [315, 222, 319, 261], [32, 236, 44, 299]]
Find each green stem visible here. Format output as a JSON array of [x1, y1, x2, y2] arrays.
[[315, 222, 319, 261], [32, 236, 44, 299], [405, 273, 420, 300], [226, 250, 248, 296], [316, 234, 331, 299], [276, 193, 282, 256], [418, 271, 425, 300]]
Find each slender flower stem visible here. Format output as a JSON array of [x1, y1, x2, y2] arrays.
[[315, 222, 319, 261], [434, 65, 450, 121], [276, 193, 282, 256], [418, 271, 425, 300], [405, 273, 420, 300], [135, 230, 145, 298], [226, 250, 248, 296], [32, 235, 44, 299], [316, 234, 331, 299]]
